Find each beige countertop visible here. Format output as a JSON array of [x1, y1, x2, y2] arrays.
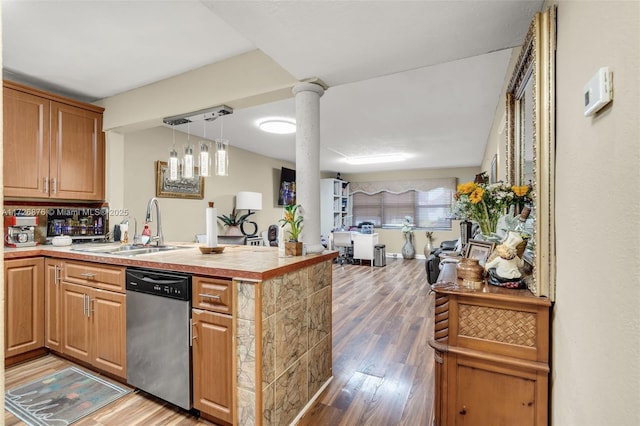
[[4, 243, 338, 281]]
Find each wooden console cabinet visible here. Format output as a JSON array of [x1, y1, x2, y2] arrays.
[[429, 283, 551, 426], [3, 80, 105, 201]]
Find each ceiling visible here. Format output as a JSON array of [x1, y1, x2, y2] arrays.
[[2, 0, 543, 174]]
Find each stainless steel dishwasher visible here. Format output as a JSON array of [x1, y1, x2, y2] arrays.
[[126, 267, 192, 410]]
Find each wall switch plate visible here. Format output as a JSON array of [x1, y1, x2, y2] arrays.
[[584, 67, 613, 117]]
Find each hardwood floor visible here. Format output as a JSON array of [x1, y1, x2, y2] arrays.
[[4, 257, 434, 425], [298, 258, 434, 425]]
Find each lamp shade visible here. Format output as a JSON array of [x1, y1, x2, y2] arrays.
[[236, 191, 262, 211]]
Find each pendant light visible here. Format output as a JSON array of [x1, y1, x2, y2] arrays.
[[199, 142, 210, 177], [182, 122, 195, 179], [168, 127, 179, 181], [162, 105, 233, 179], [198, 121, 211, 177], [214, 116, 229, 176], [215, 140, 229, 176]]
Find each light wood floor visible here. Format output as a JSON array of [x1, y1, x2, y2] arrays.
[[4, 258, 434, 425]]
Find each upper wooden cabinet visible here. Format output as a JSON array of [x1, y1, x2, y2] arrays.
[[3, 81, 105, 201]]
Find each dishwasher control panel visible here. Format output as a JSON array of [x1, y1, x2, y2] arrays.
[[125, 267, 191, 301]]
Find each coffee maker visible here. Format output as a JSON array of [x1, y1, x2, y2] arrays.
[[4, 216, 38, 247]]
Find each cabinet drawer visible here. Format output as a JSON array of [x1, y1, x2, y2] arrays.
[[193, 276, 232, 314], [62, 261, 125, 293]]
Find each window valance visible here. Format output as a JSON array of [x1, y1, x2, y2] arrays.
[[350, 177, 456, 195]]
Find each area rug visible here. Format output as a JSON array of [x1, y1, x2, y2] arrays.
[[5, 366, 131, 426]]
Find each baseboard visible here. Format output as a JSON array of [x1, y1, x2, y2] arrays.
[[291, 376, 333, 425], [386, 253, 427, 260]]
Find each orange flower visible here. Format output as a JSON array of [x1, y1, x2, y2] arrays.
[[469, 187, 484, 204], [456, 182, 477, 195], [512, 185, 530, 197]]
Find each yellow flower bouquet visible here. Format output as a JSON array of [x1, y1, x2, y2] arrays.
[[452, 181, 531, 237]]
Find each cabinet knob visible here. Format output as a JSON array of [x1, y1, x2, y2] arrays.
[[459, 406, 467, 415]]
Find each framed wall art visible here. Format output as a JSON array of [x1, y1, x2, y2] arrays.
[[465, 239, 496, 267], [155, 161, 204, 199]]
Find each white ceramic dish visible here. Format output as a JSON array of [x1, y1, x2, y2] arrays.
[[52, 235, 73, 246]]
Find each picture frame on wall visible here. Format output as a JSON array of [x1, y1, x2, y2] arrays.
[[465, 239, 496, 267], [155, 161, 204, 199]]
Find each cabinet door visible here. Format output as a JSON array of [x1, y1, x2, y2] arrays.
[[4, 258, 45, 358], [50, 101, 105, 201], [453, 361, 536, 426], [91, 289, 127, 378], [45, 259, 63, 352], [61, 282, 92, 363], [3, 87, 50, 197], [192, 308, 233, 424]]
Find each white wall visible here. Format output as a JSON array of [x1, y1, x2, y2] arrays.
[[482, 3, 640, 424], [118, 126, 294, 242], [552, 2, 640, 425]]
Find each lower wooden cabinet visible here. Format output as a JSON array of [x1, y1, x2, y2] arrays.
[[43, 259, 127, 379], [45, 258, 63, 352], [192, 275, 234, 423], [4, 257, 45, 359], [451, 355, 543, 425], [61, 281, 127, 378], [192, 307, 233, 424], [429, 283, 551, 426]]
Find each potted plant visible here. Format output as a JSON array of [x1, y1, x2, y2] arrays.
[[279, 204, 304, 256], [217, 208, 252, 236]]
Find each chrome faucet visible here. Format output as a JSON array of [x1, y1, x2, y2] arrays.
[[145, 197, 164, 246], [120, 216, 138, 244]]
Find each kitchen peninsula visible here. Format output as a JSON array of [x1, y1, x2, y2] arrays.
[[4, 244, 336, 426]]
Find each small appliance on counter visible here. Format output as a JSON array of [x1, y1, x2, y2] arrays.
[[5, 216, 38, 247], [46, 207, 108, 243]]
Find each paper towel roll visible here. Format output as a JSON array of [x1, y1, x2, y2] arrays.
[[205, 207, 218, 247]]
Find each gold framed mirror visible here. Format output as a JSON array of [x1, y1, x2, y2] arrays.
[[506, 6, 556, 298]]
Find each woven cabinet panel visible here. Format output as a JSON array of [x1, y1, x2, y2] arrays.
[[458, 304, 536, 347]]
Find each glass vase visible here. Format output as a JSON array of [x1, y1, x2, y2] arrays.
[[402, 232, 416, 259]]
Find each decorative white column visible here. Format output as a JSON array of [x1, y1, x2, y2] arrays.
[[292, 82, 325, 254]]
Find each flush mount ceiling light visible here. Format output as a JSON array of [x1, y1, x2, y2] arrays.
[[257, 118, 296, 134], [343, 153, 409, 165]]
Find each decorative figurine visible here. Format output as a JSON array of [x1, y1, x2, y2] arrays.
[[484, 231, 527, 289]]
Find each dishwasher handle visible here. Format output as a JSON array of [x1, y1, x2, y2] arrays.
[[140, 275, 187, 286]]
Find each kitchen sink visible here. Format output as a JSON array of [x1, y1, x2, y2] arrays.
[[71, 244, 188, 256]]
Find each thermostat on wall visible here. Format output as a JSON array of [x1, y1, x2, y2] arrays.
[[584, 67, 613, 117]]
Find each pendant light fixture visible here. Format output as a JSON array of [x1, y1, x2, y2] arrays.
[[215, 140, 229, 176], [163, 105, 233, 179], [198, 121, 211, 177], [215, 115, 229, 176], [182, 122, 195, 179], [168, 127, 179, 181]]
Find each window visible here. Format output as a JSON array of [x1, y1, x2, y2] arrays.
[[351, 178, 456, 229]]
